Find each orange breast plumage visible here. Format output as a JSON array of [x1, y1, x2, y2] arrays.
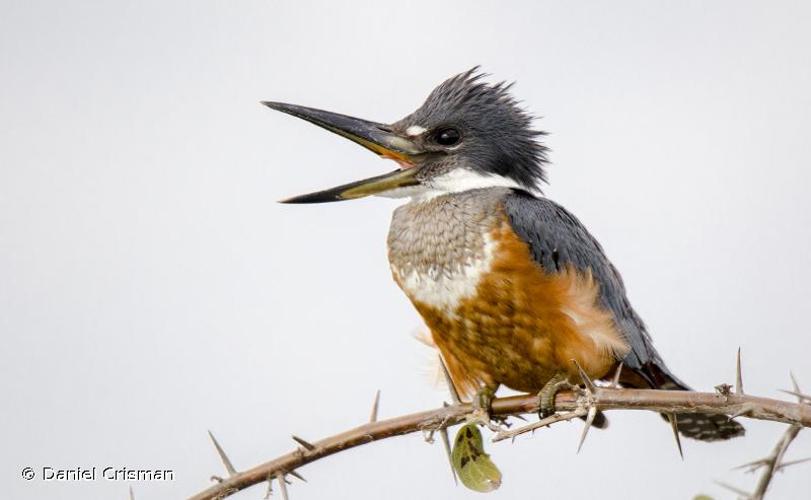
[[387, 190, 628, 399]]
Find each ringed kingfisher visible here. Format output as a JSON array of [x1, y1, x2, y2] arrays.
[[263, 69, 744, 442]]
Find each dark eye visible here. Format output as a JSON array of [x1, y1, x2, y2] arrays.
[[434, 127, 461, 146]]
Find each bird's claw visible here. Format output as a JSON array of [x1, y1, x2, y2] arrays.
[[466, 409, 507, 433], [537, 373, 574, 419], [465, 386, 506, 432]]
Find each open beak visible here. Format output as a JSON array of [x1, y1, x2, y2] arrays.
[[261, 101, 423, 203]]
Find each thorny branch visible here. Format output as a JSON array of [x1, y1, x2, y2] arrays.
[[751, 425, 802, 499], [718, 372, 810, 500], [189, 386, 811, 500]]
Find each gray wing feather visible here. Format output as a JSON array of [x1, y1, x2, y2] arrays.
[[503, 190, 666, 376], [504, 192, 748, 439]]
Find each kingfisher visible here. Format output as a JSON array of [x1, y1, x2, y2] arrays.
[[262, 69, 744, 441]]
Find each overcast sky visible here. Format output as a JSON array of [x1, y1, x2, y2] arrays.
[[2, 1, 810, 499]]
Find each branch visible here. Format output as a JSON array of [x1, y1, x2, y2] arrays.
[[720, 372, 808, 499], [750, 424, 802, 500], [188, 388, 811, 500]]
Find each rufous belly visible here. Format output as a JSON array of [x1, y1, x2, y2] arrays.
[[393, 222, 629, 398]]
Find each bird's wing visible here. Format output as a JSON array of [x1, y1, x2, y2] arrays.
[[502, 190, 677, 386]]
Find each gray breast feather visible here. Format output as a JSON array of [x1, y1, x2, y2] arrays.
[[503, 190, 666, 375]]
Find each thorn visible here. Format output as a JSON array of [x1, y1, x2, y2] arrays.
[[291, 435, 316, 451], [576, 405, 597, 453], [276, 472, 289, 500], [611, 362, 624, 388], [129, 485, 135, 500], [666, 414, 684, 460], [288, 470, 307, 482], [438, 427, 458, 486], [732, 458, 768, 472], [729, 403, 755, 421], [439, 355, 461, 404], [788, 371, 808, 404], [714, 480, 751, 497], [790, 371, 801, 392], [264, 475, 273, 500], [778, 456, 811, 470], [735, 347, 744, 395], [492, 408, 587, 443], [208, 430, 237, 477], [571, 359, 596, 394], [778, 389, 811, 403], [369, 390, 381, 423]]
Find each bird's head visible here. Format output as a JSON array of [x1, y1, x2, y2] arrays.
[[263, 68, 549, 203]]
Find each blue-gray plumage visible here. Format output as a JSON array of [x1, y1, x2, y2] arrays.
[[504, 190, 668, 381], [503, 190, 745, 440], [263, 68, 745, 441]]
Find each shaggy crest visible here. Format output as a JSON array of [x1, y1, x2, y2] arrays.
[[397, 67, 550, 191]]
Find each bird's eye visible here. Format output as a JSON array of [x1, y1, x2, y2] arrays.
[[434, 127, 461, 146]]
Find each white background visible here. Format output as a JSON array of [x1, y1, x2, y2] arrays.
[[2, 1, 810, 499]]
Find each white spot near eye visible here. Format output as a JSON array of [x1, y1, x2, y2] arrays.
[[406, 125, 426, 136]]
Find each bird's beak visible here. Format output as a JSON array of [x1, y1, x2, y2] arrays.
[[261, 101, 423, 203]]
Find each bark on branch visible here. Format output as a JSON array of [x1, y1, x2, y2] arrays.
[[188, 387, 811, 500]]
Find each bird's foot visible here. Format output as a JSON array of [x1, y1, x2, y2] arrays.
[[537, 373, 574, 419], [466, 386, 505, 432]]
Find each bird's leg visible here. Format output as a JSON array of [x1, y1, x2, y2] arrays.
[[466, 384, 504, 432], [474, 385, 497, 413], [537, 372, 574, 418]]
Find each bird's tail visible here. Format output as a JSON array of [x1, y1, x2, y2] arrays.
[[624, 363, 745, 442]]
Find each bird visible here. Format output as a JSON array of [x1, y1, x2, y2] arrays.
[[262, 68, 744, 442]]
